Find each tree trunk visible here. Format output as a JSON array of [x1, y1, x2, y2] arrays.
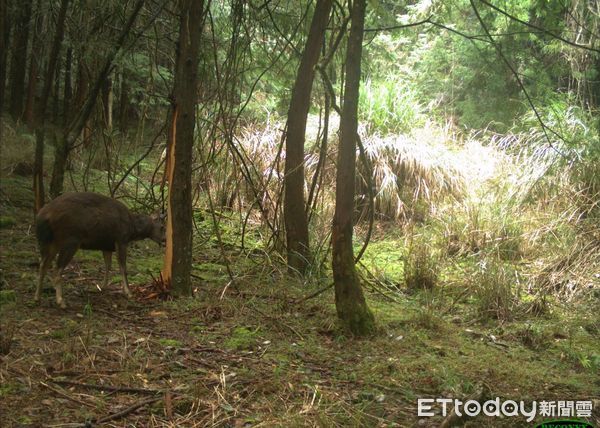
[[73, 60, 88, 114], [118, 71, 131, 132], [48, 135, 68, 196], [8, 0, 32, 121], [101, 74, 113, 131], [73, 60, 92, 147], [49, 0, 144, 198], [33, 0, 68, 213], [63, 47, 72, 126], [0, 0, 12, 111], [332, 0, 375, 336], [24, 0, 43, 126], [284, 0, 333, 275], [52, 53, 62, 122], [162, 0, 205, 297]]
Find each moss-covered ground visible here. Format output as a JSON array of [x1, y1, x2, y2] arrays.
[[1, 172, 598, 427]]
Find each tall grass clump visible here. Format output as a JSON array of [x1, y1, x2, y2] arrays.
[[404, 239, 439, 291], [359, 77, 424, 135], [571, 142, 600, 217], [440, 202, 524, 261], [358, 125, 466, 222], [0, 122, 36, 175], [471, 257, 521, 321]]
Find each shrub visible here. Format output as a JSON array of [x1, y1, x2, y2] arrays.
[[404, 240, 439, 290], [472, 258, 521, 321]]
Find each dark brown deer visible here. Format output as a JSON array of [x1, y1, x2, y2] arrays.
[[35, 192, 165, 308]]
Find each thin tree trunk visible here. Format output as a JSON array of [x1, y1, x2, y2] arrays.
[[101, 74, 113, 130], [8, 0, 32, 121], [0, 0, 12, 111], [73, 60, 91, 147], [33, 0, 69, 213], [24, 0, 43, 126], [119, 71, 131, 132], [284, 0, 333, 275], [332, 0, 375, 335], [73, 60, 88, 113], [162, 0, 205, 297], [53, 53, 62, 122], [63, 47, 72, 126], [49, 0, 145, 198]]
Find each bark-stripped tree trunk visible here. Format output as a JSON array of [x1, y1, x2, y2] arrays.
[[162, 0, 205, 297], [8, 0, 32, 120], [33, 0, 69, 214], [332, 0, 375, 335], [0, 0, 12, 111], [49, 0, 144, 198], [284, 0, 333, 275]]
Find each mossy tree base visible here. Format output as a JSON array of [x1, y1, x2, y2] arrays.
[[333, 235, 376, 336]]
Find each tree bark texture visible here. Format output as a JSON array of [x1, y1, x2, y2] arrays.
[[33, 0, 68, 213], [24, 0, 43, 126], [49, 0, 144, 198], [63, 47, 73, 126], [101, 75, 113, 130], [162, 0, 205, 297], [284, 0, 333, 275], [52, 54, 62, 121], [8, 0, 32, 120], [332, 0, 375, 336], [118, 72, 131, 132], [0, 0, 12, 111]]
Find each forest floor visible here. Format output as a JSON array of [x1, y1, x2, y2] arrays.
[[1, 174, 599, 428]]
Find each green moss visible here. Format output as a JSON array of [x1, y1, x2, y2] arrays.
[[224, 326, 259, 350], [337, 303, 376, 336], [0, 382, 16, 397], [0, 290, 17, 305], [0, 216, 17, 229], [158, 338, 183, 348], [358, 238, 405, 283], [51, 319, 79, 339]]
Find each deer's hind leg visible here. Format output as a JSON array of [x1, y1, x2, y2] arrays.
[[36, 243, 58, 303], [116, 243, 132, 298], [53, 240, 79, 309], [102, 251, 112, 288]]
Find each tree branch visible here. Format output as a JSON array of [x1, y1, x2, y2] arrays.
[[469, 0, 571, 159], [478, 0, 600, 53]]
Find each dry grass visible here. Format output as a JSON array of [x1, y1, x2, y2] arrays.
[[1, 122, 600, 427], [359, 123, 466, 222], [0, 121, 36, 175]]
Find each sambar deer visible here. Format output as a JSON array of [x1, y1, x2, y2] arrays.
[[35, 192, 165, 308]]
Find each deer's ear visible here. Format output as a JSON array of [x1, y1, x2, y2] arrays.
[[151, 211, 166, 222]]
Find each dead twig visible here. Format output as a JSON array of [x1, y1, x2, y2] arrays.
[[49, 379, 160, 395], [40, 381, 97, 408], [293, 282, 334, 304], [95, 396, 162, 424]]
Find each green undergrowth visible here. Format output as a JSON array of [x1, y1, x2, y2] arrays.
[[1, 208, 598, 426], [1, 123, 599, 426]]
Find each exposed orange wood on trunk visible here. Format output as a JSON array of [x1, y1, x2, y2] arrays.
[[161, 107, 178, 286]]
